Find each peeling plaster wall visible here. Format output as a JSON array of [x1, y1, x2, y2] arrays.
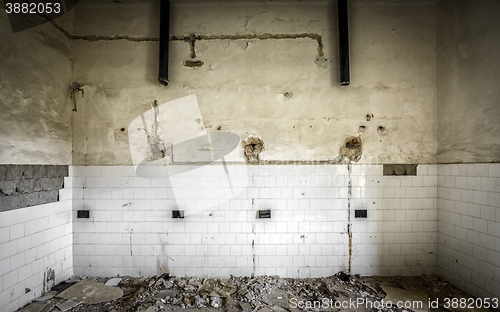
[[0, 11, 74, 312], [436, 0, 500, 163], [71, 0, 437, 165], [0, 12, 73, 165]]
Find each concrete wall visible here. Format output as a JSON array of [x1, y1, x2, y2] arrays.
[[0, 12, 73, 165], [436, 0, 500, 163], [71, 0, 437, 165]]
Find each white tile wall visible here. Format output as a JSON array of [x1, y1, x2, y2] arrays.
[[438, 163, 500, 298], [351, 165, 438, 276], [71, 164, 439, 279], [0, 185, 73, 312], [5, 162, 499, 312]]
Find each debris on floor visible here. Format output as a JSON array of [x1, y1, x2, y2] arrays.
[[380, 285, 428, 312], [16, 302, 46, 312], [16, 273, 498, 312]]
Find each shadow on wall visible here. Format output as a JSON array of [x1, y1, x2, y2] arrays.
[[127, 94, 250, 216]]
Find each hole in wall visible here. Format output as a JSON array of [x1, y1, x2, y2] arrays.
[[377, 126, 387, 136], [242, 135, 265, 164]]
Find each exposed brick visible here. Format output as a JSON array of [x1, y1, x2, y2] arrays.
[[41, 178, 53, 191], [38, 192, 49, 205], [34, 179, 42, 192], [0, 196, 13, 212], [0, 165, 7, 181], [48, 190, 59, 202], [33, 166, 48, 179], [12, 194, 27, 209], [0, 180, 17, 196], [59, 166, 69, 177], [26, 193, 38, 207], [16, 179, 34, 194], [22, 165, 36, 179], [6, 165, 23, 180], [394, 165, 405, 175], [54, 178, 64, 189], [383, 165, 394, 176], [47, 166, 60, 178], [383, 164, 418, 176], [0, 165, 66, 211]]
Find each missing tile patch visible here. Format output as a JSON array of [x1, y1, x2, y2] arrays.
[[383, 164, 417, 176]]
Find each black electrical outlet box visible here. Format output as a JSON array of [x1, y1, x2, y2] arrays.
[[77, 210, 90, 218], [355, 210, 367, 218], [258, 210, 271, 219], [172, 210, 184, 219]]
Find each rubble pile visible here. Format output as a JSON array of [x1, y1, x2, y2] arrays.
[[17, 273, 493, 312]]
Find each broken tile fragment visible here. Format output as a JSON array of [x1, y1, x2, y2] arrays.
[[105, 277, 122, 286], [16, 302, 46, 312], [55, 299, 79, 312], [32, 292, 56, 302]]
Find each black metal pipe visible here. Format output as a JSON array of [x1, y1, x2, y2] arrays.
[[338, 0, 350, 86], [158, 0, 170, 86]]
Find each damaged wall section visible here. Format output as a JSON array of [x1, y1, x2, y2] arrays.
[[242, 136, 265, 164], [0, 165, 69, 212]]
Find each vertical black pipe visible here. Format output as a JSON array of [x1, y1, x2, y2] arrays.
[[338, 0, 350, 86], [158, 0, 170, 86]]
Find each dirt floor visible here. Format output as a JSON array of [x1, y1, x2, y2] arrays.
[[17, 273, 499, 312]]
